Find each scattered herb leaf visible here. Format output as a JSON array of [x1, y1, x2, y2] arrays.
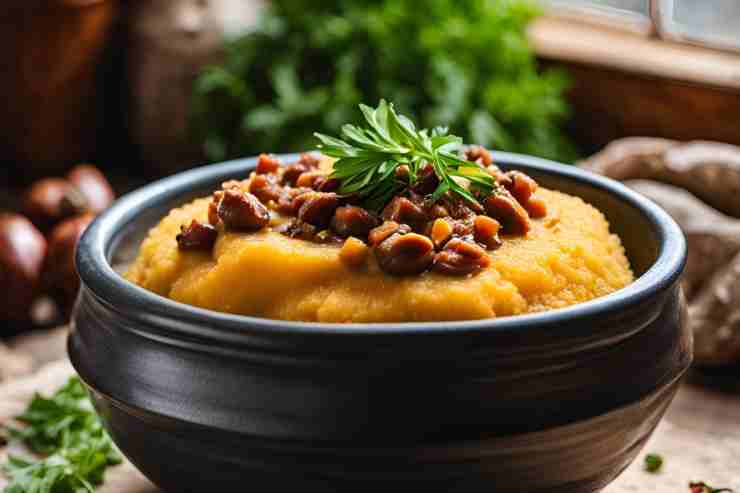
[[1, 377, 121, 493], [644, 453, 663, 473], [316, 100, 497, 210]]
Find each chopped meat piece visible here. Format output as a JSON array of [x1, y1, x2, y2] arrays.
[[375, 232, 435, 276], [368, 221, 410, 247], [433, 238, 491, 275], [296, 192, 340, 228], [413, 164, 440, 195], [381, 196, 427, 228], [430, 218, 453, 249], [505, 171, 538, 204], [525, 195, 547, 218], [473, 215, 502, 250], [483, 190, 530, 235], [249, 174, 281, 204], [464, 145, 493, 166], [339, 237, 369, 267], [177, 220, 217, 251], [331, 206, 379, 238], [296, 171, 327, 189], [256, 153, 281, 174], [276, 219, 317, 241], [216, 189, 270, 231]]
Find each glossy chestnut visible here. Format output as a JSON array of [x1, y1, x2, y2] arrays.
[[45, 213, 95, 311], [23, 178, 85, 231], [0, 213, 46, 323], [66, 164, 115, 214]]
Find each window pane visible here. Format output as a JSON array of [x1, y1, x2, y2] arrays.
[[546, 0, 648, 16], [657, 0, 740, 50], [545, 0, 651, 33]]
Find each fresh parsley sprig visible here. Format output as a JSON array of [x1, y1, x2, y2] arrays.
[[315, 100, 498, 211], [7, 378, 98, 455], [2, 377, 121, 493], [644, 453, 663, 473]]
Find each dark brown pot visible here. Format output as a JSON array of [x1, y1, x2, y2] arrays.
[[70, 152, 690, 492], [0, 0, 117, 180]]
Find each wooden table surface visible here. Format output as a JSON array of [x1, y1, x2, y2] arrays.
[[1, 329, 738, 492]]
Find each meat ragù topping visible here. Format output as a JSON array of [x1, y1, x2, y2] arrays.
[[176, 220, 217, 251], [176, 101, 548, 277]]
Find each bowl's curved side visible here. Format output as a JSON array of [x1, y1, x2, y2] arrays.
[[87, 380, 681, 493], [69, 151, 691, 491], [69, 282, 691, 492], [72, 285, 690, 493], [69, 283, 691, 442]]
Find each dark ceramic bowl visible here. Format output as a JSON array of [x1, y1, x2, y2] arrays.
[[69, 152, 690, 493]]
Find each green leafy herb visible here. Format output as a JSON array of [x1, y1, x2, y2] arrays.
[[690, 482, 735, 493], [2, 377, 121, 493], [316, 100, 497, 210], [644, 453, 663, 473], [191, 0, 577, 163]]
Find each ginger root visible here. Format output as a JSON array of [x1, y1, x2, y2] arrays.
[[585, 138, 740, 366], [625, 180, 740, 300], [583, 138, 740, 218]]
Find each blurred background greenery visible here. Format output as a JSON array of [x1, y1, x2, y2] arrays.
[[3, 0, 740, 185], [190, 0, 577, 164]]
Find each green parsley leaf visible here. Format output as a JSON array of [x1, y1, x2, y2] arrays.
[[644, 453, 663, 473], [316, 100, 497, 211], [2, 377, 121, 493]]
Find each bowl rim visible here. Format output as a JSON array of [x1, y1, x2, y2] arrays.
[[76, 151, 686, 337]]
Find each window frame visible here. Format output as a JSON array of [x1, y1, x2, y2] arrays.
[[546, 0, 740, 53]]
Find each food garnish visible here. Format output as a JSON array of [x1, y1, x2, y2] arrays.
[[644, 453, 663, 473], [178, 101, 548, 277], [1, 377, 121, 493], [316, 100, 498, 210]]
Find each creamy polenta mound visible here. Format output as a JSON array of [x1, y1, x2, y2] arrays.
[[126, 187, 633, 322]]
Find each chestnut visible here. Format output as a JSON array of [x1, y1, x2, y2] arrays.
[[381, 196, 427, 228], [483, 190, 531, 235], [368, 221, 410, 247], [248, 174, 281, 204], [67, 164, 115, 213], [0, 213, 47, 323], [331, 206, 379, 238], [255, 153, 281, 174], [375, 232, 435, 276], [23, 177, 87, 230], [464, 145, 493, 166], [432, 238, 491, 276], [177, 220, 218, 251], [296, 192, 339, 228], [505, 171, 538, 205], [44, 213, 95, 310], [216, 189, 270, 231]]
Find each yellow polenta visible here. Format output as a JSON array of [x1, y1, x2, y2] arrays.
[[126, 188, 633, 322]]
